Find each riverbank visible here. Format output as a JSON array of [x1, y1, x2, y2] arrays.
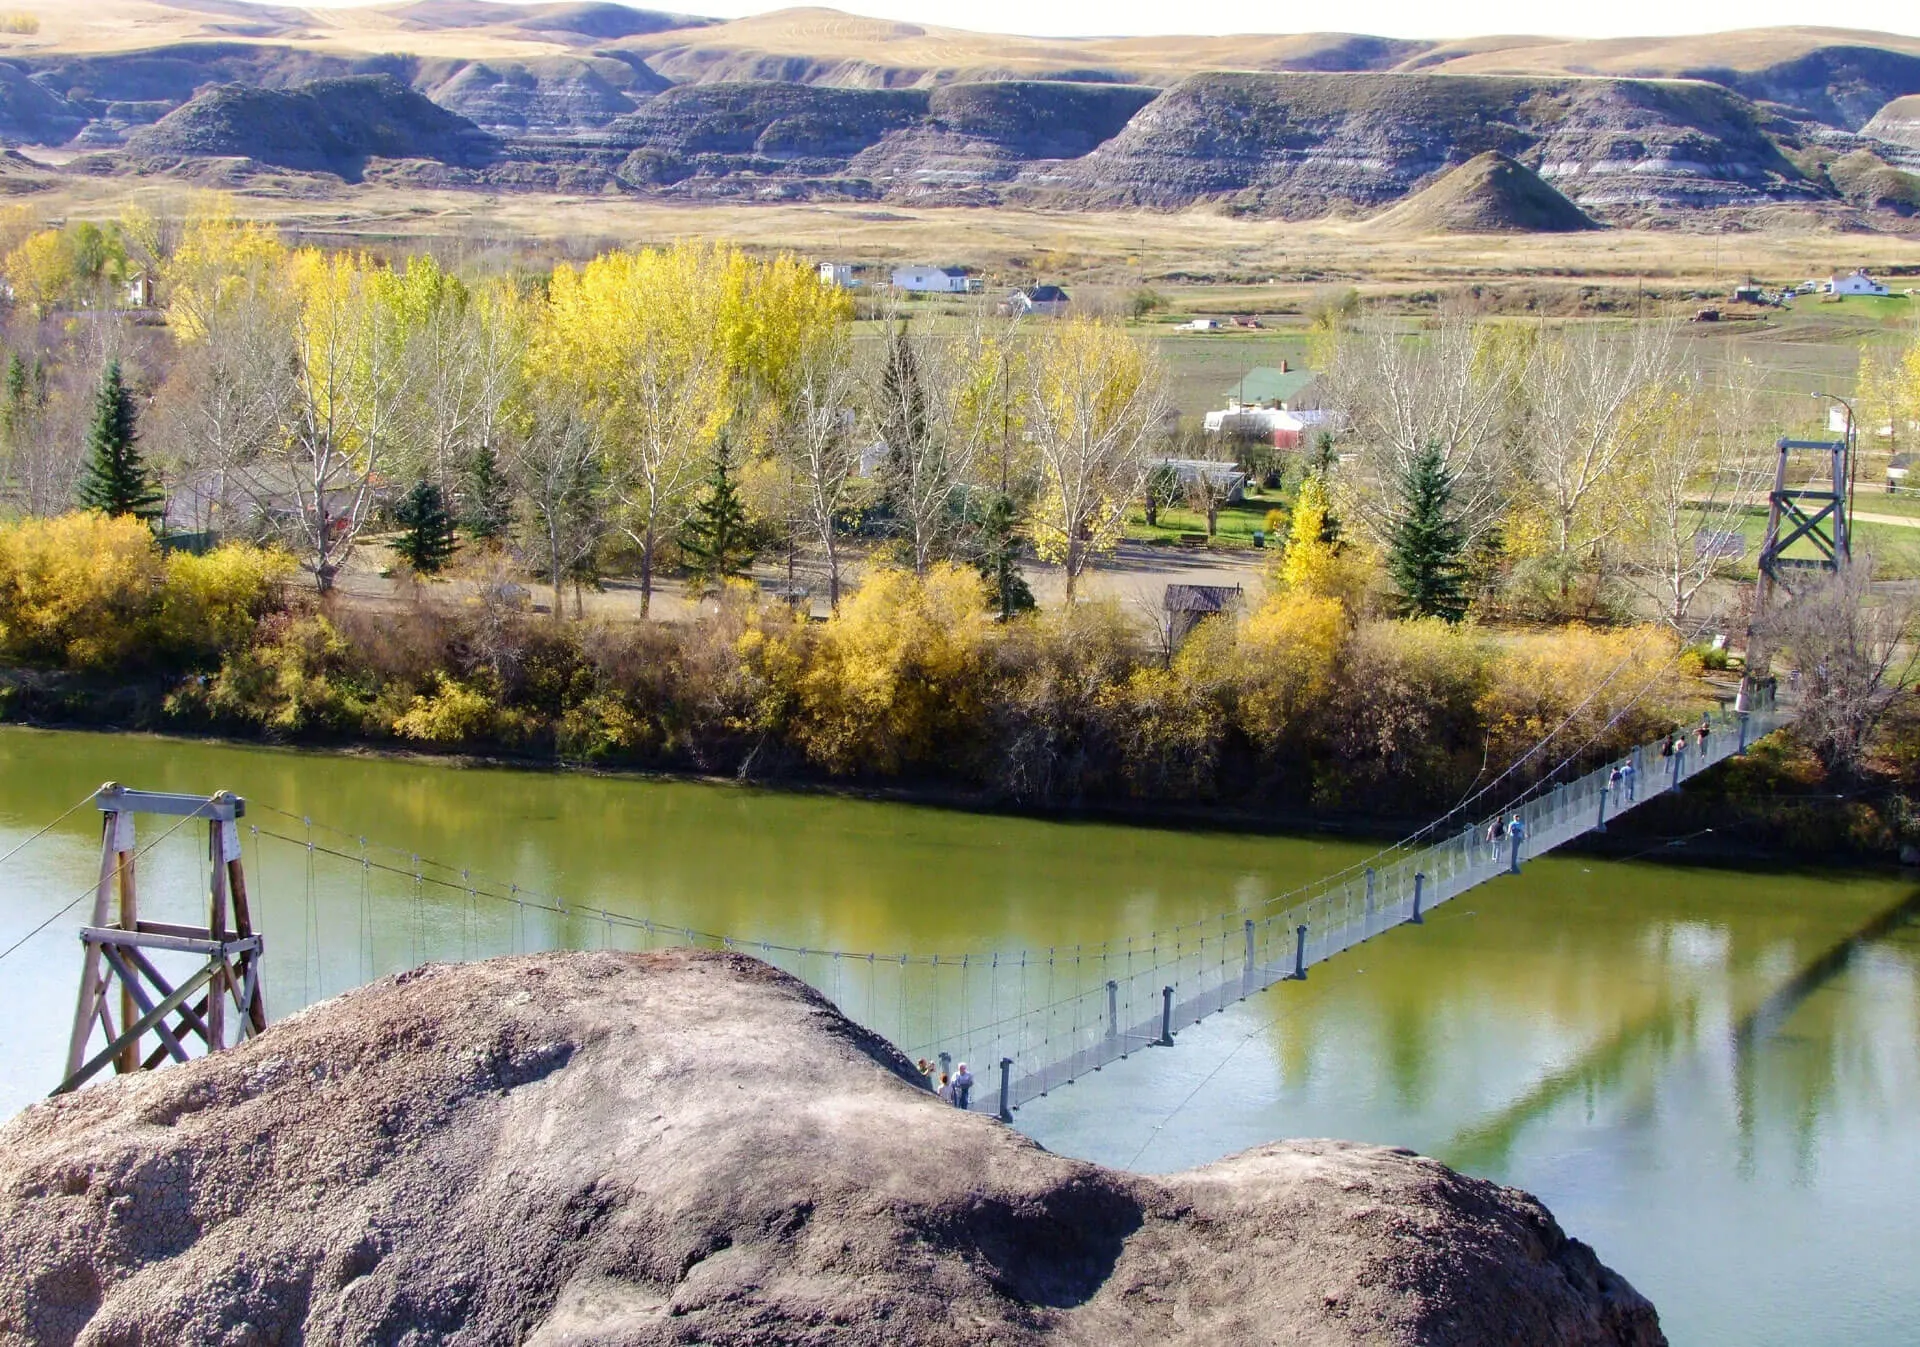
[[2, 664, 1909, 867]]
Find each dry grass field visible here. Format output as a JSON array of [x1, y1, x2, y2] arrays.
[[38, 173, 1920, 298]]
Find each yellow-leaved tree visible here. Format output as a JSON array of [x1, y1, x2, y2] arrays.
[[1022, 317, 1166, 600], [796, 564, 992, 774], [264, 248, 406, 591], [4, 229, 72, 317], [164, 198, 287, 342], [531, 243, 732, 614]]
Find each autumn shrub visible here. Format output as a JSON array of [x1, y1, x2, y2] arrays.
[[1099, 616, 1234, 799], [1321, 618, 1492, 806], [0, 514, 289, 672], [191, 612, 376, 735], [1476, 624, 1690, 769], [0, 513, 162, 668], [1236, 589, 1349, 750], [392, 676, 501, 745], [156, 545, 294, 664], [985, 599, 1142, 802], [797, 564, 992, 775]]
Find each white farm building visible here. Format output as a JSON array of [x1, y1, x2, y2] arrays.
[[891, 266, 980, 294]]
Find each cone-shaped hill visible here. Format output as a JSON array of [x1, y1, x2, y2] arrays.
[[1370, 151, 1599, 234]]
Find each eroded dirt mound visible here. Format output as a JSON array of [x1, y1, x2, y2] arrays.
[[1371, 150, 1599, 234], [0, 950, 1665, 1345]]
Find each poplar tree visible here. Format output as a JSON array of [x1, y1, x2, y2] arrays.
[[78, 360, 163, 521], [1387, 442, 1467, 622], [392, 480, 458, 575]]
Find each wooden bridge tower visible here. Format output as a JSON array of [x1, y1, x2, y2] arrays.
[[57, 785, 267, 1096], [1742, 432, 1850, 703]]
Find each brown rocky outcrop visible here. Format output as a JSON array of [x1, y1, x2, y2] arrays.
[[0, 951, 1664, 1346]]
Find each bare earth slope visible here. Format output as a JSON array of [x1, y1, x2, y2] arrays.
[[1370, 151, 1599, 234], [0, 950, 1664, 1346]]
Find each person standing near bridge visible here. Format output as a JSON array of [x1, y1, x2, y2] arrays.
[[952, 1062, 973, 1110], [1621, 758, 1637, 802], [1507, 814, 1526, 875]]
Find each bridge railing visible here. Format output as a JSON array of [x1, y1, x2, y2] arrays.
[[936, 685, 1788, 1116]]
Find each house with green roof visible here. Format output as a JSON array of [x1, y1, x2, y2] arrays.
[[1223, 363, 1318, 409]]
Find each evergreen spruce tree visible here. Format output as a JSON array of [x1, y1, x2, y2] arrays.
[[1386, 443, 1468, 622], [462, 441, 512, 543], [2, 353, 29, 443], [682, 435, 755, 589], [78, 360, 162, 522], [976, 493, 1035, 619], [391, 480, 459, 576]]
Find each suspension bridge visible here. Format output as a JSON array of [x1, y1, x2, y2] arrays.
[[0, 428, 1843, 1125], [3, 682, 1789, 1122]]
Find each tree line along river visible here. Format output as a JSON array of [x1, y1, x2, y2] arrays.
[[0, 725, 1915, 1346]]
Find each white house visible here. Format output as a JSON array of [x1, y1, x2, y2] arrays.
[[1829, 270, 1889, 296], [818, 262, 856, 289], [1179, 317, 1223, 332], [891, 265, 979, 294]]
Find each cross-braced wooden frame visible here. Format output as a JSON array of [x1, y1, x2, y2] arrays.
[[56, 784, 267, 1096]]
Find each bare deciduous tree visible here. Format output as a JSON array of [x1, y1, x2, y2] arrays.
[[1764, 556, 1918, 779], [786, 329, 862, 608], [1325, 312, 1524, 549], [508, 390, 608, 618], [1527, 319, 1679, 560], [1628, 360, 1774, 629], [1023, 317, 1167, 601]]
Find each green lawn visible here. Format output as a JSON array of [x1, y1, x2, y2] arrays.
[[1125, 492, 1283, 548], [1708, 505, 1920, 580]]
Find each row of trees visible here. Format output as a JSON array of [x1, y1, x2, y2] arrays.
[[1319, 314, 1787, 629], [18, 204, 1167, 614]]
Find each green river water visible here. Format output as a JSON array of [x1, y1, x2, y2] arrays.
[[1, 725, 1916, 1346]]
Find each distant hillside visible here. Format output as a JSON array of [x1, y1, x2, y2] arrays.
[[124, 74, 495, 180], [1370, 152, 1599, 234], [11, 6, 1920, 225], [1041, 72, 1810, 218], [1866, 94, 1920, 150]]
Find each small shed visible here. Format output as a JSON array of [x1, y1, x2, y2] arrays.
[[1164, 583, 1243, 647], [1006, 285, 1070, 317], [818, 262, 856, 289]]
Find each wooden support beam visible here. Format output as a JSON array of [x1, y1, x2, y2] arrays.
[[91, 786, 244, 821], [55, 962, 218, 1096], [121, 946, 214, 1046], [98, 948, 194, 1067], [79, 926, 261, 958]]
